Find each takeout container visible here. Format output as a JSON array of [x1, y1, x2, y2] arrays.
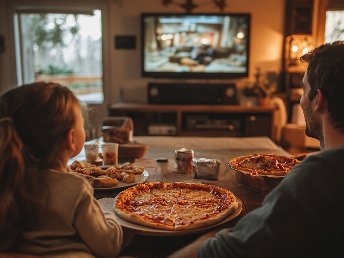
[[102, 117, 134, 144], [102, 126, 131, 144], [192, 158, 220, 180]]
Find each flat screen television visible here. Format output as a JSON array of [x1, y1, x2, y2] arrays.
[[141, 13, 250, 79]]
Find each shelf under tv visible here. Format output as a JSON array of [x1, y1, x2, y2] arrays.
[[108, 103, 274, 137]]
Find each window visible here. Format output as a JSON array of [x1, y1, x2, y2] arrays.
[[15, 10, 103, 103], [325, 11, 344, 42]]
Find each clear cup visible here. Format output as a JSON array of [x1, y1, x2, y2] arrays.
[[101, 143, 119, 165], [84, 143, 99, 164]]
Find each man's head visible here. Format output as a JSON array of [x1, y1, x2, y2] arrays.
[[300, 41, 344, 143]]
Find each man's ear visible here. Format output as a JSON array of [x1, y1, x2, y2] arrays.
[[314, 89, 327, 113], [67, 128, 76, 153]]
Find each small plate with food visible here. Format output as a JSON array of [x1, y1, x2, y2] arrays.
[[69, 160, 149, 190]]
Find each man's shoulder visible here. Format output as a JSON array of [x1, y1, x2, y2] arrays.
[[283, 147, 344, 191], [301, 147, 344, 169]]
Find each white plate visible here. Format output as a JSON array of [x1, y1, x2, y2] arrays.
[[94, 170, 149, 191], [98, 197, 242, 236]]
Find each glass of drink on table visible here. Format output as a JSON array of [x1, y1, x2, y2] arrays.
[[101, 143, 119, 165], [84, 142, 99, 164]]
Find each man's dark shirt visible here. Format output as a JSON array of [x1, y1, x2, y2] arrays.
[[200, 147, 344, 258]]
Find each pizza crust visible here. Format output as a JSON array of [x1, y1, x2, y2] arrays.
[[114, 203, 175, 230]]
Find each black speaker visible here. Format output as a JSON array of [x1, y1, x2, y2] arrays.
[[148, 83, 238, 105]]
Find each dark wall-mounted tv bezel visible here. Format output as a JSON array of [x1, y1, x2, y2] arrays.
[[141, 12, 251, 79]]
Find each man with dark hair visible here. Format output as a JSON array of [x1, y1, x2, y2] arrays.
[[168, 41, 344, 258], [300, 41, 344, 147]]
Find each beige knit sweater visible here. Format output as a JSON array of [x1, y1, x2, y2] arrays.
[[19, 169, 123, 258]]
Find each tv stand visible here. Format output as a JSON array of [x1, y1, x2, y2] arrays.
[[109, 103, 274, 137]]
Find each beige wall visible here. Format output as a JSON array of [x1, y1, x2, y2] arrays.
[[110, 0, 285, 103], [0, 0, 285, 103], [0, 0, 17, 94]]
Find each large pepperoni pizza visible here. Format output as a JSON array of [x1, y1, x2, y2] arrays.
[[114, 182, 239, 231]]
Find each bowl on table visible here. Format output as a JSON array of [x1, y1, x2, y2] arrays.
[[118, 142, 148, 162], [228, 154, 300, 192], [232, 169, 284, 192]]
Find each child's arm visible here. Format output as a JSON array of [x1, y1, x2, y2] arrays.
[[73, 183, 123, 258], [97, 197, 136, 250]]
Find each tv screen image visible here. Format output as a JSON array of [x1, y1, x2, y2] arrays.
[[142, 13, 250, 79]]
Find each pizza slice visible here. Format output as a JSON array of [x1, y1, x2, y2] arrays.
[[115, 202, 175, 230]]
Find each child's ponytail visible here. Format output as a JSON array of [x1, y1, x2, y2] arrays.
[[0, 117, 26, 249]]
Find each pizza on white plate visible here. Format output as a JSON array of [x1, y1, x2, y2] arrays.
[[114, 182, 239, 231]]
